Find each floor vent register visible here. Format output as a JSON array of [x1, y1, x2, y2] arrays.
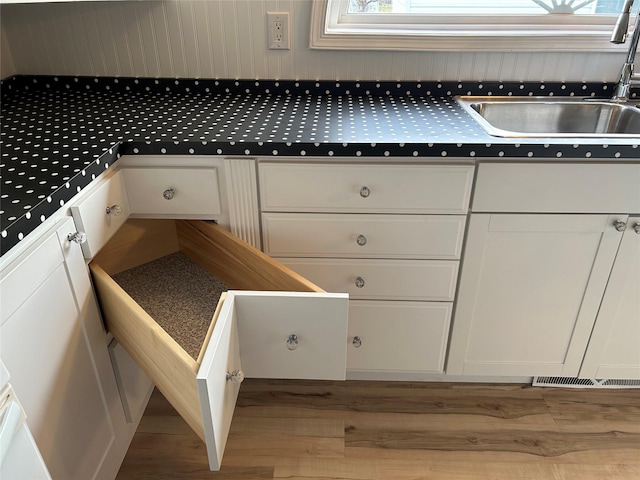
[[533, 377, 640, 388]]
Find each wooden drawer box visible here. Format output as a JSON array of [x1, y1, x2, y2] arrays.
[[122, 167, 222, 218], [347, 300, 452, 373], [279, 258, 459, 301], [262, 213, 466, 259], [89, 219, 348, 470], [259, 163, 474, 214]]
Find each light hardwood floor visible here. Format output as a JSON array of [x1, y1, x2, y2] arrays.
[[116, 379, 640, 479]]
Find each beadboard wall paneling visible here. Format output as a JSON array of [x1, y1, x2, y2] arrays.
[[0, 0, 626, 82], [1, 25, 16, 78]]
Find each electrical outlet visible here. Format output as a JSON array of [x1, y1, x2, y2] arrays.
[[267, 12, 290, 50]]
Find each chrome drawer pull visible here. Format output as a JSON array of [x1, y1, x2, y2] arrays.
[[634, 223, 640, 234], [356, 234, 367, 246], [286, 334, 298, 351], [106, 204, 123, 216], [359, 186, 371, 198], [226, 370, 245, 384], [353, 336, 362, 348], [163, 188, 175, 200], [614, 220, 627, 232], [355, 276, 365, 288], [67, 231, 87, 245]]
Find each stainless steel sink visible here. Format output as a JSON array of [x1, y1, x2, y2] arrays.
[[455, 96, 640, 138]]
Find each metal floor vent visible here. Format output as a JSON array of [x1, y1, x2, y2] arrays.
[[533, 377, 640, 388]]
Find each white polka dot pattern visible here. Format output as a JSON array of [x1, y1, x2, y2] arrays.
[[0, 75, 638, 255]]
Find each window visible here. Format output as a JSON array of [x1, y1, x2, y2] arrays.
[[310, 0, 638, 51]]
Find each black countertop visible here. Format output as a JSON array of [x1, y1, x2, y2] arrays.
[[1, 75, 639, 256]]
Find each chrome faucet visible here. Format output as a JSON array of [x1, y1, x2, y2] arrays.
[[611, 0, 640, 101]]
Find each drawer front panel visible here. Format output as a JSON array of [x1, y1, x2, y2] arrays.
[[347, 300, 452, 373], [71, 170, 131, 258], [473, 163, 640, 213], [233, 291, 348, 380], [123, 167, 221, 217], [279, 258, 459, 301], [263, 213, 466, 259], [196, 292, 242, 471], [259, 163, 474, 214]]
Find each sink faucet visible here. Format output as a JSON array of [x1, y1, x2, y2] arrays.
[[611, 0, 640, 102]]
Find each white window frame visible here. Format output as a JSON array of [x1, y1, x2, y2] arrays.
[[309, 0, 634, 52]]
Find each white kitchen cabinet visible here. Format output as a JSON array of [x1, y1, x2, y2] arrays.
[[89, 218, 348, 471], [447, 213, 626, 377], [259, 160, 474, 376], [580, 218, 640, 379], [67, 157, 298, 472], [0, 217, 126, 480], [449, 161, 640, 379]]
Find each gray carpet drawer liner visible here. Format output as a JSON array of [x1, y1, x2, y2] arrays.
[[112, 251, 229, 360]]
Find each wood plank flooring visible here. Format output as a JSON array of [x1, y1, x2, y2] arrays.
[[116, 380, 640, 480]]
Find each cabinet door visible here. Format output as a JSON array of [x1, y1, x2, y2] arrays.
[[580, 217, 640, 379], [108, 339, 154, 424], [447, 214, 626, 377], [0, 218, 122, 480]]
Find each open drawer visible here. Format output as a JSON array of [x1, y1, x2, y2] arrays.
[[89, 219, 348, 470]]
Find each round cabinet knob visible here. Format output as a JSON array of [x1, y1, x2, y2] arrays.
[[356, 234, 367, 247], [359, 186, 371, 198], [163, 188, 175, 200], [286, 334, 298, 351], [353, 336, 362, 348], [226, 370, 245, 384], [355, 276, 365, 288], [614, 220, 627, 232], [106, 204, 123, 216], [634, 223, 640, 234], [67, 231, 87, 245]]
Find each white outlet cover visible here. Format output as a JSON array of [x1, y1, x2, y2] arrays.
[[267, 12, 290, 50]]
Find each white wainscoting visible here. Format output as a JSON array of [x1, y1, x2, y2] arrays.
[[1, 25, 16, 78], [0, 0, 625, 82]]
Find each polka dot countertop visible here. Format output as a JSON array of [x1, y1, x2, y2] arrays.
[[1, 75, 639, 255]]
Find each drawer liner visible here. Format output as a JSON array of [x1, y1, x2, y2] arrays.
[[112, 251, 228, 360]]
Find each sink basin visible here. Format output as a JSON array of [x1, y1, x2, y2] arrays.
[[456, 96, 640, 138]]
